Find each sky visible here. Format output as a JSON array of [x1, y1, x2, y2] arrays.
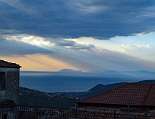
[[0, 0, 155, 73]]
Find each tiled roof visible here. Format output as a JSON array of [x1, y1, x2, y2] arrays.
[[0, 60, 21, 68], [83, 83, 155, 106]]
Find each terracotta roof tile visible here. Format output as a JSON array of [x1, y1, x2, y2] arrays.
[[84, 83, 155, 106]]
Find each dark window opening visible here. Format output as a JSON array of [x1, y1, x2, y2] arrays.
[[2, 113, 7, 119], [0, 72, 6, 90]]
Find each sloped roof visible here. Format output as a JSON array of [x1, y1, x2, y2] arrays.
[[83, 83, 155, 107], [0, 60, 21, 68]]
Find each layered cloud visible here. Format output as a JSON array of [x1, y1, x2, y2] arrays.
[[69, 32, 155, 62], [67, 0, 108, 14], [1, 32, 155, 72], [0, 0, 155, 38], [1, 54, 76, 71], [0, 0, 155, 72], [0, 37, 50, 55]]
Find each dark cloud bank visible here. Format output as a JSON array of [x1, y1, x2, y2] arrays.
[[0, 0, 155, 38]]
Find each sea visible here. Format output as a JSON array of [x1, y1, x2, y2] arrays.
[[20, 74, 139, 92]]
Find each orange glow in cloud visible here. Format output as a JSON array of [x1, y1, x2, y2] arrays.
[[1, 54, 76, 71]]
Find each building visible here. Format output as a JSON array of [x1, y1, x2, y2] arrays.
[[77, 83, 155, 119], [1, 59, 155, 119], [0, 60, 20, 105], [0, 60, 58, 119], [0, 60, 77, 119]]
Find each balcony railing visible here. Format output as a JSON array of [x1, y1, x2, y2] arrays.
[[0, 106, 154, 119]]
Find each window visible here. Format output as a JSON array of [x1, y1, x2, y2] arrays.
[[2, 113, 7, 119], [0, 72, 6, 90]]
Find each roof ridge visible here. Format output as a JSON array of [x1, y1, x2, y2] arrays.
[[0, 60, 21, 68]]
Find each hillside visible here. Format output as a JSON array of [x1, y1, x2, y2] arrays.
[[19, 87, 76, 109], [18, 82, 127, 108], [18, 80, 155, 108]]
